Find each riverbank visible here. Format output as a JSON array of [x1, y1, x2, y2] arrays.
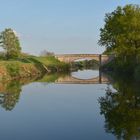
[[0, 56, 70, 81], [101, 56, 140, 82]]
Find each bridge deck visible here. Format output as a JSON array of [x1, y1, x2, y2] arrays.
[[55, 54, 115, 65], [55, 54, 101, 57]]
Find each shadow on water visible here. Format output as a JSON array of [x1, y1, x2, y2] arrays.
[[98, 74, 140, 139]]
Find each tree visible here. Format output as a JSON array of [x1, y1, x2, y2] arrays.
[[99, 4, 140, 58], [0, 28, 21, 59], [99, 78, 140, 139], [40, 50, 54, 57]]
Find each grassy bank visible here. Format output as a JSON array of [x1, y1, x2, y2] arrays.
[[30, 56, 70, 72], [0, 56, 70, 81]]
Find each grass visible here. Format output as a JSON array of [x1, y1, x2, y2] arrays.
[[27, 56, 70, 72], [0, 55, 70, 81]]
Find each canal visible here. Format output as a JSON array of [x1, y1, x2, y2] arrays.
[[0, 69, 139, 140]]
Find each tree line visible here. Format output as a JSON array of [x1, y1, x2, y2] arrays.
[[99, 4, 140, 58], [99, 4, 140, 76]]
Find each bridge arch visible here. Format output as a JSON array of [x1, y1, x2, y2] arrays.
[[73, 58, 99, 66], [55, 54, 114, 66]]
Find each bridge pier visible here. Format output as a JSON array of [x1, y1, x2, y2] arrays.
[[99, 55, 102, 67], [99, 70, 102, 83]]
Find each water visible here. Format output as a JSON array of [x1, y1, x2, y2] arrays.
[[0, 69, 139, 140]]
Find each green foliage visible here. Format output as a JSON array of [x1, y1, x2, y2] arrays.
[[0, 55, 70, 80], [31, 56, 70, 72], [6, 63, 20, 77], [0, 28, 21, 59], [99, 4, 140, 57], [99, 4, 140, 75], [102, 56, 136, 75]]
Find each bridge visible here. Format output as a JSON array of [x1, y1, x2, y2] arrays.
[[55, 54, 114, 66], [55, 73, 111, 84]]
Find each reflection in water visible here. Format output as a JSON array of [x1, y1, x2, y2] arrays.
[[1, 69, 140, 140], [0, 70, 107, 111], [0, 73, 70, 111], [55, 70, 111, 84], [0, 81, 21, 111], [71, 69, 99, 80], [0, 70, 110, 111], [0, 76, 43, 111], [1, 69, 140, 139], [99, 75, 140, 139]]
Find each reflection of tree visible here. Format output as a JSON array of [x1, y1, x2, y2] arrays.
[[0, 73, 68, 111], [0, 81, 21, 111], [99, 76, 140, 139], [0, 75, 45, 111], [37, 73, 69, 83]]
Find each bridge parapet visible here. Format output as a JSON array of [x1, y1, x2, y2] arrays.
[[55, 54, 100, 57], [55, 54, 115, 66]]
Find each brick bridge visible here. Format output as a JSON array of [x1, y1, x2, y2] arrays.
[[55, 54, 114, 66]]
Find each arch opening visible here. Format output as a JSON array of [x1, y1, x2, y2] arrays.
[[71, 58, 99, 70]]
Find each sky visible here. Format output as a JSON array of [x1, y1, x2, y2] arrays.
[[0, 0, 139, 55]]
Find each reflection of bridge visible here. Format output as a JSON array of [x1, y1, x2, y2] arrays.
[[55, 54, 114, 66], [55, 73, 111, 84]]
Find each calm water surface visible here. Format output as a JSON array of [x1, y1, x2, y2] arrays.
[[0, 69, 139, 140]]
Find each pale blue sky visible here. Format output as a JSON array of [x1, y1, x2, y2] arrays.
[[0, 0, 139, 55]]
